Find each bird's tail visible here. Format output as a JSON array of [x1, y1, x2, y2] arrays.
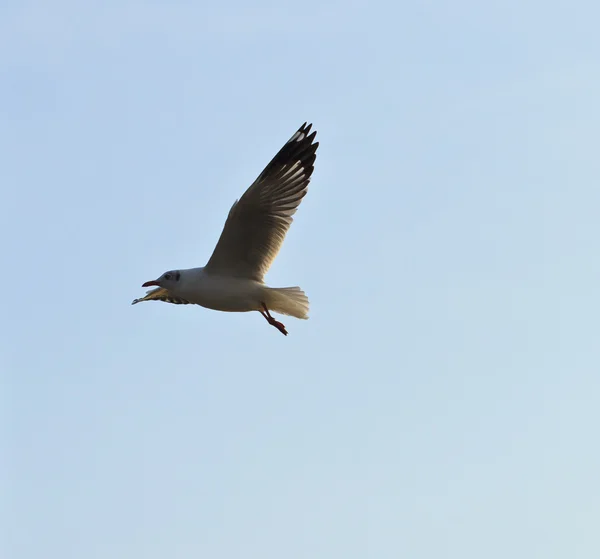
[[265, 287, 309, 319]]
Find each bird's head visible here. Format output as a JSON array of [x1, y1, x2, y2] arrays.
[[142, 270, 181, 289]]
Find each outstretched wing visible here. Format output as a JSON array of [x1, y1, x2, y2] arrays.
[[131, 287, 192, 306], [204, 122, 318, 281]]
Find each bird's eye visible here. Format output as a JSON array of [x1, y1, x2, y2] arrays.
[[165, 273, 171, 280]]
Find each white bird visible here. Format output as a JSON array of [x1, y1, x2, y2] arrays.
[[132, 122, 319, 336]]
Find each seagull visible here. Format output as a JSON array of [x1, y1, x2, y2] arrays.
[[132, 122, 319, 336]]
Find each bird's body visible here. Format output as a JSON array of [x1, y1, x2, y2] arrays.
[[157, 267, 309, 317], [132, 122, 318, 335], [176, 268, 266, 313]]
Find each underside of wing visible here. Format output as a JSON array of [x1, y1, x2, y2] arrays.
[[131, 287, 193, 305], [204, 122, 319, 281]]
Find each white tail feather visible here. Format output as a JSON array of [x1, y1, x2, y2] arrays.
[[265, 287, 309, 319]]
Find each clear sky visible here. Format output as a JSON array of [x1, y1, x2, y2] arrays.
[[3, 1, 600, 557]]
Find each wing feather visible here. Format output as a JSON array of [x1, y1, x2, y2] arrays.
[[204, 123, 318, 281], [131, 287, 193, 305]]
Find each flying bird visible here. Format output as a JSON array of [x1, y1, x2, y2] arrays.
[[132, 122, 319, 336]]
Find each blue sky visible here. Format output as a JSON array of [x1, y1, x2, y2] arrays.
[[3, 1, 600, 557]]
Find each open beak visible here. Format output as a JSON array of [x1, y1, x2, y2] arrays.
[[142, 279, 160, 288]]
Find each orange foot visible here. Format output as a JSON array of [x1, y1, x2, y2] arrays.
[[260, 303, 288, 336]]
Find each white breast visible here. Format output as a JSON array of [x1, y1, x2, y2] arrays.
[[178, 269, 265, 313]]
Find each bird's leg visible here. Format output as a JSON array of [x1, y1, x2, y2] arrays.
[[260, 303, 288, 336]]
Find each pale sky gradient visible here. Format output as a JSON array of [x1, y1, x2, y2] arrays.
[[3, 1, 600, 558]]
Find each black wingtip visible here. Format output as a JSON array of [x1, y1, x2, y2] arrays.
[[287, 122, 316, 144], [252, 121, 319, 185]]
